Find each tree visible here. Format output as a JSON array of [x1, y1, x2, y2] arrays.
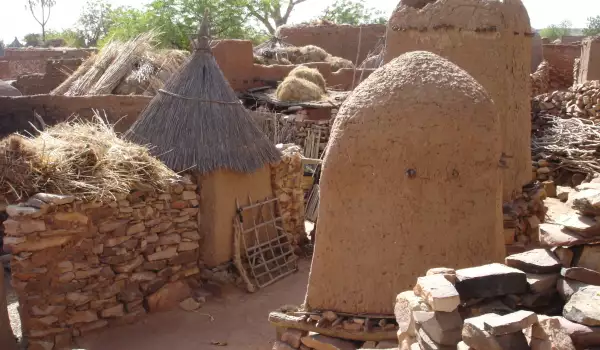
[[24, 33, 42, 46], [0, 41, 5, 56], [319, 0, 386, 25], [539, 20, 572, 40], [583, 15, 600, 36], [78, 0, 112, 46], [243, 0, 307, 35], [26, 0, 57, 42]]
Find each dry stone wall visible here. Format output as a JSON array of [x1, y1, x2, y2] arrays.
[[3, 178, 202, 349]]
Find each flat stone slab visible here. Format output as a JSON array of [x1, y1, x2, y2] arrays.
[[461, 314, 503, 350], [557, 315, 600, 348], [556, 214, 600, 237], [483, 310, 538, 335], [557, 278, 589, 301], [563, 286, 600, 326], [561, 267, 600, 286], [578, 245, 600, 272], [454, 263, 528, 300], [526, 272, 559, 293], [301, 334, 357, 350], [416, 327, 454, 350], [531, 315, 576, 350], [414, 274, 460, 312], [413, 310, 462, 346], [395, 291, 430, 338], [505, 248, 562, 273], [539, 224, 600, 247]]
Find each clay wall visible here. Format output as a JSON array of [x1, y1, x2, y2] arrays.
[[305, 52, 504, 314], [532, 33, 543, 72], [3, 178, 202, 349], [199, 167, 275, 267], [275, 24, 386, 64], [13, 59, 85, 95], [576, 38, 600, 84], [543, 44, 581, 89], [560, 35, 586, 44], [0, 95, 151, 138], [211, 40, 375, 92], [384, 0, 533, 202], [0, 48, 93, 80]]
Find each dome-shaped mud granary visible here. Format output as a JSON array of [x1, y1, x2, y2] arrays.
[[304, 51, 504, 315], [385, 0, 532, 202]]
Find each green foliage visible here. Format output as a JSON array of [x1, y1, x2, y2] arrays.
[[101, 0, 265, 49], [583, 16, 600, 36], [45, 29, 86, 47], [0, 40, 5, 56], [24, 33, 42, 46], [319, 0, 386, 25], [78, 0, 112, 46], [539, 20, 573, 40], [242, 0, 307, 34]]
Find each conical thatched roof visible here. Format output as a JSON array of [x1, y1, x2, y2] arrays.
[[8, 37, 23, 48], [125, 12, 280, 174]]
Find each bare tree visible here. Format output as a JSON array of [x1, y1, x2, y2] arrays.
[[244, 0, 307, 34], [26, 0, 57, 42]]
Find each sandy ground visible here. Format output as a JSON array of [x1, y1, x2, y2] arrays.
[[72, 259, 310, 350]]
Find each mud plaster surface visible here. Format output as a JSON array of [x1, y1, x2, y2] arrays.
[[305, 51, 505, 314], [578, 38, 600, 83], [385, 0, 532, 201], [199, 166, 275, 267]]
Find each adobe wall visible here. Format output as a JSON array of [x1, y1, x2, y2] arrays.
[[543, 44, 581, 89], [14, 59, 85, 95], [532, 33, 543, 72], [305, 51, 504, 315], [275, 24, 386, 64], [384, 0, 533, 202], [576, 37, 600, 84], [0, 48, 93, 80], [0, 95, 151, 138], [211, 40, 375, 92], [199, 166, 275, 267], [3, 178, 202, 349]]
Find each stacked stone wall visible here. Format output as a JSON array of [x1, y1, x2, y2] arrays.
[[3, 178, 202, 349]]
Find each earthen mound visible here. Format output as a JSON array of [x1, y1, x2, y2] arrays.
[[288, 66, 327, 91], [276, 76, 324, 102], [304, 51, 504, 314]]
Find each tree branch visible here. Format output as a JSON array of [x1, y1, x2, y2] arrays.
[[246, 7, 275, 34], [282, 0, 306, 23], [28, 1, 43, 26]]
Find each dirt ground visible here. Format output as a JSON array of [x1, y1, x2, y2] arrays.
[[73, 259, 310, 350]]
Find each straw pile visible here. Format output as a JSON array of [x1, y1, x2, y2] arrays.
[[288, 66, 326, 92], [51, 32, 188, 96], [254, 41, 355, 69], [0, 114, 177, 203], [276, 77, 324, 102]]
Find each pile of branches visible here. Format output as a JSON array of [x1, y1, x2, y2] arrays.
[[532, 114, 600, 178]]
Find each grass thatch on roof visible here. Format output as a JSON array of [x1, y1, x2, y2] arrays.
[[125, 12, 281, 175], [0, 114, 177, 203], [51, 32, 189, 96], [253, 40, 355, 70]]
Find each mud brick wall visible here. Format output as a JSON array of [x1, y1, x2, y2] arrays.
[[3, 180, 202, 349], [276, 24, 386, 64], [14, 59, 85, 95], [543, 44, 581, 89], [271, 146, 305, 246], [0, 48, 93, 80], [212, 40, 375, 92], [0, 95, 151, 138]]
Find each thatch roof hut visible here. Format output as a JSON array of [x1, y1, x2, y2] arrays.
[[8, 37, 22, 48], [126, 12, 281, 267]]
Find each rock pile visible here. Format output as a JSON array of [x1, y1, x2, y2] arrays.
[[503, 183, 547, 251], [530, 61, 550, 96], [271, 144, 306, 248], [394, 249, 600, 350], [534, 80, 600, 120], [3, 177, 203, 349]]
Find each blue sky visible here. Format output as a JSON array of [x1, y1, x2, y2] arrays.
[[1, 0, 599, 42]]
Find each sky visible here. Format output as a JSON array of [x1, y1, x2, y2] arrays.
[[1, 0, 599, 43]]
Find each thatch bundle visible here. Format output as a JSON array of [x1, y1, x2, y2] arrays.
[[276, 76, 324, 102], [288, 66, 326, 92], [0, 115, 177, 203], [51, 33, 189, 96], [253, 40, 355, 70]]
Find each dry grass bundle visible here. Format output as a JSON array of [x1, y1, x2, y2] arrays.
[[297, 45, 329, 63], [0, 114, 178, 202], [65, 41, 120, 96], [325, 56, 354, 71], [276, 76, 324, 102], [288, 66, 326, 92]]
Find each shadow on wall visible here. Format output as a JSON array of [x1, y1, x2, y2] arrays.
[[211, 40, 376, 92], [0, 95, 151, 138]]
